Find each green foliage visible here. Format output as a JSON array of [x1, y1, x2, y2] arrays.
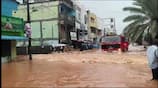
[[123, 0, 158, 44]]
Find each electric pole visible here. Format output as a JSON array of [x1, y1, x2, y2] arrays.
[[26, 0, 32, 60]]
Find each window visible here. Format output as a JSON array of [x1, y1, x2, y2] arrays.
[[60, 7, 64, 13], [91, 28, 96, 33], [84, 15, 87, 24], [102, 36, 121, 43], [78, 13, 81, 20], [91, 17, 95, 23]]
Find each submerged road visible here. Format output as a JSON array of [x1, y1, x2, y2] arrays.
[[2, 46, 158, 87]]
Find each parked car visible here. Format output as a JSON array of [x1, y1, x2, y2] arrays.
[[84, 40, 93, 49]]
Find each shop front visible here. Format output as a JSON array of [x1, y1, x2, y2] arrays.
[[1, 15, 27, 63]]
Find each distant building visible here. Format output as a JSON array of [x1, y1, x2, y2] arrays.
[[97, 17, 117, 36], [1, 0, 26, 63], [74, 3, 81, 40], [87, 10, 100, 42], [73, 1, 89, 41], [97, 17, 104, 36], [79, 3, 88, 41]]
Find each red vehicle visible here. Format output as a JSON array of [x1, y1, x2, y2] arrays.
[[100, 35, 129, 52]]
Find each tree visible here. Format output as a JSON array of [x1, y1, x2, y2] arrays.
[[123, 0, 158, 44]]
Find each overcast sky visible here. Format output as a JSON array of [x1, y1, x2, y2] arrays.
[[17, 0, 134, 34], [78, 0, 134, 34]]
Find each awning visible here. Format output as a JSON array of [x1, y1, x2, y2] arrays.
[[1, 35, 28, 40]]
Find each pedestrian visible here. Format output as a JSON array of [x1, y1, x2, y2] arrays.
[[146, 41, 158, 80]]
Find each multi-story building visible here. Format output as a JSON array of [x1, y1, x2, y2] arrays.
[[74, 3, 81, 40], [97, 17, 104, 36], [101, 18, 116, 35], [59, 0, 76, 44], [73, 1, 88, 41], [79, 4, 88, 41], [13, 0, 76, 49], [87, 10, 101, 43], [1, 0, 26, 63]]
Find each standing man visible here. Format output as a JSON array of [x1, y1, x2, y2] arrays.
[[146, 41, 158, 80]]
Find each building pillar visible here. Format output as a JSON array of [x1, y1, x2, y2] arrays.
[[11, 40, 17, 60], [88, 27, 92, 41]]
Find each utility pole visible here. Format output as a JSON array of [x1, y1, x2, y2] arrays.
[[113, 18, 116, 34], [26, 0, 32, 60], [104, 28, 106, 36]]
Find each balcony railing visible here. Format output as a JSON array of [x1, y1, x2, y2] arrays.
[[60, 14, 75, 24]]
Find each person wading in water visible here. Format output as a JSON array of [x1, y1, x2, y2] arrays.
[[146, 41, 158, 80]]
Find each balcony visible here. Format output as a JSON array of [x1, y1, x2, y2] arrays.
[[60, 14, 75, 25]]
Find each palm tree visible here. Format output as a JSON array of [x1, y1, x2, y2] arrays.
[[123, 0, 158, 44]]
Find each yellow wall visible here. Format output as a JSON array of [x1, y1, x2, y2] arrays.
[[89, 13, 98, 28], [87, 12, 99, 40]]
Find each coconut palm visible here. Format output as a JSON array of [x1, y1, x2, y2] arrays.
[[123, 0, 158, 44]]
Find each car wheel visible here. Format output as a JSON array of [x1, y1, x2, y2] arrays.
[[123, 48, 128, 52]]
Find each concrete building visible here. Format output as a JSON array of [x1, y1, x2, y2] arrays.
[[74, 3, 81, 40], [13, 0, 76, 50], [1, 0, 26, 63], [87, 10, 101, 43], [72, 1, 89, 41], [71, 1, 89, 42], [97, 17, 104, 36], [101, 18, 116, 35], [79, 4, 88, 41]]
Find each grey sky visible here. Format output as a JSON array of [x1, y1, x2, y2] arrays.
[[17, 0, 134, 34], [79, 0, 134, 34]]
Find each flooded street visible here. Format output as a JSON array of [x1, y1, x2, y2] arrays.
[[2, 45, 158, 88]]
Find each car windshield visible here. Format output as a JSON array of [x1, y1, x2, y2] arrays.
[[101, 36, 121, 43]]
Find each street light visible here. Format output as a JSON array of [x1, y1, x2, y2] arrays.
[[26, 0, 32, 60]]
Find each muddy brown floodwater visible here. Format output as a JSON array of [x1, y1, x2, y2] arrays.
[[2, 46, 158, 88]]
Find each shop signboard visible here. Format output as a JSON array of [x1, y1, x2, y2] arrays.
[[70, 32, 77, 40], [1, 15, 25, 37]]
